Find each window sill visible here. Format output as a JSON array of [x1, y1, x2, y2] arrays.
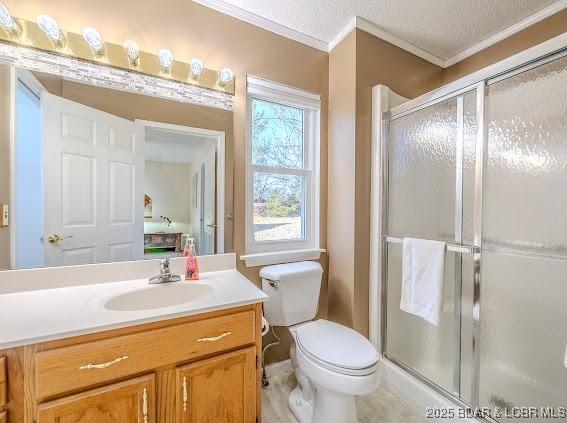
[[240, 248, 326, 268]]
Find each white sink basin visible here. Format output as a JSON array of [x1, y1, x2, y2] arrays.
[[105, 283, 214, 311]]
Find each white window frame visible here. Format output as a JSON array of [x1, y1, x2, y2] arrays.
[[242, 75, 322, 266]]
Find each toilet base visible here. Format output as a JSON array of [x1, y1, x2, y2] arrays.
[[288, 384, 359, 423], [288, 385, 313, 423], [311, 386, 358, 423]]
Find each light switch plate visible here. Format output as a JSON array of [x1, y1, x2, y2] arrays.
[[1, 204, 8, 227]]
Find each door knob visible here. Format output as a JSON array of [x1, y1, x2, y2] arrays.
[[47, 234, 73, 244], [205, 223, 218, 229]]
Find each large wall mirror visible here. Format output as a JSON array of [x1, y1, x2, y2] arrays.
[[4, 65, 234, 270]]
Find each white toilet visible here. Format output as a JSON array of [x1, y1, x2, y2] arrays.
[[261, 261, 380, 423]]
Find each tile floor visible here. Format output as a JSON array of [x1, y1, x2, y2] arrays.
[[262, 364, 426, 422]]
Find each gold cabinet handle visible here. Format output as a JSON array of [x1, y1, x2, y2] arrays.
[[78, 355, 129, 370], [196, 331, 232, 342], [142, 387, 148, 423], [182, 376, 188, 412], [47, 234, 73, 244]]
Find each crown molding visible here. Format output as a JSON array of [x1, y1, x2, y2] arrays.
[[444, 0, 567, 67], [352, 16, 446, 66], [328, 16, 357, 51], [193, 0, 567, 68], [327, 16, 445, 66], [192, 0, 328, 52]]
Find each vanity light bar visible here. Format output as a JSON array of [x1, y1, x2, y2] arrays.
[[0, 42, 233, 110], [0, 4, 235, 95]]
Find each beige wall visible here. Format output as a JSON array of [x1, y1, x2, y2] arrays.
[[327, 31, 357, 328], [328, 29, 444, 334]]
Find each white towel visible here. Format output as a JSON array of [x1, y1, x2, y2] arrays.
[[400, 238, 446, 326]]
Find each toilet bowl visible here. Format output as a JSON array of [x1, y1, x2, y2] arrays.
[[288, 320, 379, 423], [260, 262, 380, 423]]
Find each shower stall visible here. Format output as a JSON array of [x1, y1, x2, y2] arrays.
[[377, 40, 567, 421]]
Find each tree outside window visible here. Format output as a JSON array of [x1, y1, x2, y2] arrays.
[[251, 99, 306, 241]]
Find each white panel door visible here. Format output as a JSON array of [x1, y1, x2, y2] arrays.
[[43, 93, 144, 267], [201, 148, 216, 255]]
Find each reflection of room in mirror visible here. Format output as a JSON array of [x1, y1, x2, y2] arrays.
[[7, 66, 230, 270], [142, 123, 221, 259]]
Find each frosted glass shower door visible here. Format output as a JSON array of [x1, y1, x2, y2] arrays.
[[480, 55, 567, 419], [385, 92, 478, 395]]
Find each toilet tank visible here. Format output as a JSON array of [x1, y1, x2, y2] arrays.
[[260, 261, 323, 327]]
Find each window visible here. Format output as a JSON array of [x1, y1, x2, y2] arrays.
[[245, 76, 321, 260]]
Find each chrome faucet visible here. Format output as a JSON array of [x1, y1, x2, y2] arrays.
[[148, 258, 181, 284]]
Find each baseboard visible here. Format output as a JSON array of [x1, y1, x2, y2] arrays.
[[380, 359, 477, 423], [265, 359, 292, 378]]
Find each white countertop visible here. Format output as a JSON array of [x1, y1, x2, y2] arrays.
[[0, 269, 268, 350]]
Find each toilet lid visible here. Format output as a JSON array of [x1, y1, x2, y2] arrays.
[[295, 320, 379, 371]]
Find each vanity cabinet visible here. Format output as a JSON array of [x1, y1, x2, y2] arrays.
[[176, 347, 256, 423], [1, 304, 263, 423]]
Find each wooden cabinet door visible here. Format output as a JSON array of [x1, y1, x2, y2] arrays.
[[176, 347, 256, 423], [38, 374, 155, 423]]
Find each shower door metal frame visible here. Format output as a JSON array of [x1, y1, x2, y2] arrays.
[[380, 81, 484, 408], [377, 36, 567, 415]]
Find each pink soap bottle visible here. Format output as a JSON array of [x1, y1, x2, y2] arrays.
[[184, 240, 199, 280], [183, 238, 191, 257]]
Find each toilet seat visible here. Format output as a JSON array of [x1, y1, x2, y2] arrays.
[[295, 320, 379, 377]]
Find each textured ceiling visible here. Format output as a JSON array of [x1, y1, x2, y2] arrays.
[[210, 0, 559, 59]]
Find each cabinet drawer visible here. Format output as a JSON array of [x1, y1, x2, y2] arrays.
[[36, 310, 255, 400], [0, 356, 6, 409]]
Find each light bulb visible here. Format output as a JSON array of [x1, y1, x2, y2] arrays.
[[123, 40, 139, 62], [82, 27, 104, 55], [158, 49, 173, 71], [37, 15, 62, 42], [0, 3, 16, 30], [190, 58, 203, 79], [218, 67, 234, 86]]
